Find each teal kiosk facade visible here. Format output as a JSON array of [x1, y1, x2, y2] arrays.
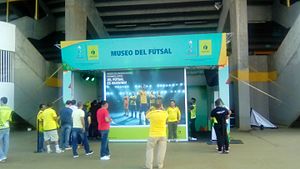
[[61, 33, 229, 141]]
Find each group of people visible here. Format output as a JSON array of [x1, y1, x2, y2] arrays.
[[36, 100, 112, 160], [0, 94, 230, 167], [37, 100, 93, 156]]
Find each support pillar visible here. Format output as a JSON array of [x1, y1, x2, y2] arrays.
[[65, 0, 87, 40], [230, 0, 251, 130]]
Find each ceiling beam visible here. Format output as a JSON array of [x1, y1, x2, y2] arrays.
[[98, 6, 217, 17], [47, 0, 65, 5], [109, 30, 216, 38], [107, 23, 217, 32], [84, 0, 109, 38], [103, 15, 219, 25], [95, 0, 215, 7], [217, 0, 233, 32]]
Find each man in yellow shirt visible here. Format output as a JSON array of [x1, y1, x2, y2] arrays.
[[149, 91, 156, 107], [36, 104, 46, 153], [139, 85, 148, 125], [166, 100, 181, 142], [144, 103, 168, 169], [0, 97, 13, 163], [41, 103, 62, 154]]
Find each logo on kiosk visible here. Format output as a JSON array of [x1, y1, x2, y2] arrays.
[[199, 40, 212, 56], [87, 45, 99, 60]]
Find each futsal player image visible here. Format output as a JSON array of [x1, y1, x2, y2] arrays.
[[139, 85, 148, 125]]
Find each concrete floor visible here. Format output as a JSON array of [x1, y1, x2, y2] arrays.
[[1, 128, 300, 169]]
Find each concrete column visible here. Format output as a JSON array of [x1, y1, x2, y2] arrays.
[[65, 0, 87, 40], [230, 0, 251, 130]]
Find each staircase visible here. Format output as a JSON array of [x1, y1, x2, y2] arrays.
[[0, 0, 62, 127]]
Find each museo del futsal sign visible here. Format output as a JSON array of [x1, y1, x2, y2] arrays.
[[111, 48, 172, 57], [60, 33, 227, 70]]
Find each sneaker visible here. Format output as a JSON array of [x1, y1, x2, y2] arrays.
[[100, 156, 110, 160], [73, 155, 79, 158], [56, 149, 63, 153], [191, 137, 197, 141], [85, 151, 94, 156], [47, 150, 52, 153], [225, 150, 229, 153], [0, 157, 6, 163], [65, 147, 72, 150], [167, 139, 171, 143], [218, 150, 223, 154]]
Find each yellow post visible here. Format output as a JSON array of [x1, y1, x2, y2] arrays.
[[6, 0, 9, 22], [34, 0, 38, 20], [287, 0, 290, 7]]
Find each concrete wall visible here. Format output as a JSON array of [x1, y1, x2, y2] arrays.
[[270, 11, 300, 126], [0, 22, 15, 52], [73, 72, 98, 103], [249, 55, 270, 119], [272, 1, 300, 28], [14, 29, 59, 126], [248, 5, 272, 23]]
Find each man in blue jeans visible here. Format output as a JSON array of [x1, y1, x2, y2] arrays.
[[71, 102, 93, 158], [0, 97, 13, 163], [59, 100, 73, 151], [97, 101, 112, 160]]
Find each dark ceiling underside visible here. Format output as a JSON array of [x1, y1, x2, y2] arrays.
[[0, 0, 290, 61]]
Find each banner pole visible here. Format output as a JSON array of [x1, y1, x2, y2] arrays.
[[34, 0, 39, 20], [6, 0, 9, 22]]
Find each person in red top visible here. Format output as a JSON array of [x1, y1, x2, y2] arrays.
[[96, 101, 112, 160]]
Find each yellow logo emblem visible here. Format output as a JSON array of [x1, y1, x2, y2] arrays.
[[199, 40, 212, 56], [87, 45, 99, 60]]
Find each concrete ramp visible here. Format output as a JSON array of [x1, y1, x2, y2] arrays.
[[13, 28, 60, 126], [11, 15, 56, 40], [270, 10, 300, 126]]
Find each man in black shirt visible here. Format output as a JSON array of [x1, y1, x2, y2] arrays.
[[211, 98, 229, 153]]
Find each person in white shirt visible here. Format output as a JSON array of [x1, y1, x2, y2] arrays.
[[70, 100, 78, 113], [71, 102, 93, 158]]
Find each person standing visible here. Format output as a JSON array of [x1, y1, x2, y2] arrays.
[[97, 101, 112, 160], [156, 91, 162, 105], [139, 85, 148, 125], [189, 98, 197, 141], [149, 91, 156, 107], [123, 94, 129, 117], [166, 100, 181, 142], [0, 97, 13, 162], [41, 103, 62, 154], [89, 100, 99, 139], [210, 98, 230, 154], [71, 102, 93, 158], [36, 104, 46, 153], [70, 100, 78, 113], [129, 93, 137, 118], [144, 103, 168, 169], [59, 100, 73, 151]]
